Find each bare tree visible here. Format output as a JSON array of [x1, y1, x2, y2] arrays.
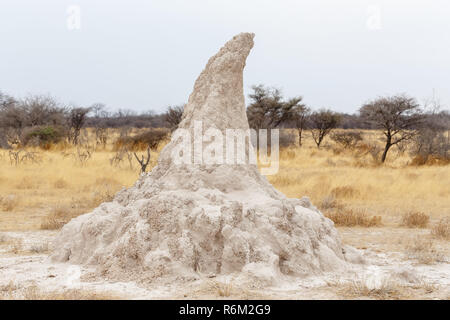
[[289, 101, 310, 146], [410, 97, 449, 163], [22, 95, 66, 127], [69, 107, 91, 144], [164, 105, 185, 131], [360, 95, 424, 163], [133, 146, 151, 173], [309, 109, 341, 148], [0, 93, 67, 146]]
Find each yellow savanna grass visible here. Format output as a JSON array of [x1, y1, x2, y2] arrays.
[[0, 128, 448, 232]]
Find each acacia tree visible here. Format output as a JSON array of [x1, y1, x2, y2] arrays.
[[246, 85, 284, 130], [164, 104, 185, 131], [360, 95, 424, 163], [309, 109, 341, 148], [289, 101, 310, 146]]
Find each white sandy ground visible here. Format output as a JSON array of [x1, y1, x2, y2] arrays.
[[0, 229, 448, 299]]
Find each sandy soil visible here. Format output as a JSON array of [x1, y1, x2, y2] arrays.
[[0, 227, 448, 300]]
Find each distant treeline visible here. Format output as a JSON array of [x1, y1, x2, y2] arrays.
[[1, 89, 449, 132], [1, 87, 449, 164]]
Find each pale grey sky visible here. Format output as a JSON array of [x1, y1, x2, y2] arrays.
[[1, 0, 449, 113]]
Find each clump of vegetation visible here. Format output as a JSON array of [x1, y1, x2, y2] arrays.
[[400, 211, 430, 228], [278, 130, 297, 148], [0, 283, 121, 300], [326, 208, 382, 227], [342, 278, 402, 299], [0, 195, 19, 211], [214, 281, 233, 297], [164, 105, 185, 131], [40, 204, 85, 230], [30, 242, 49, 254], [53, 178, 69, 189], [320, 195, 342, 210], [113, 128, 168, 151], [410, 154, 450, 166], [21, 126, 66, 149], [330, 131, 363, 149], [10, 239, 23, 254], [405, 236, 443, 264], [409, 99, 449, 166], [330, 185, 359, 199], [353, 142, 383, 165], [431, 217, 450, 240]]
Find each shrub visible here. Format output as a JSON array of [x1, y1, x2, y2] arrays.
[[330, 131, 363, 149], [0, 195, 19, 211], [113, 128, 168, 151], [431, 217, 450, 240], [410, 154, 450, 166], [326, 208, 382, 227], [354, 142, 383, 164], [409, 121, 449, 166], [330, 186, 359, 199], [21, 125, 66, 149], [53, 178, 69, 189], [320, 195, 342, 210], [405, 236, 443, 264], [400, 211, 430, 228], [278, 130, 297, 148], [40, 204, 84, 230]]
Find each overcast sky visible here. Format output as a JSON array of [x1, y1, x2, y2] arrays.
[[1, 0, 449, 114]]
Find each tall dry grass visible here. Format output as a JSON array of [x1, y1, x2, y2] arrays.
[[0, 128, 448, 231]]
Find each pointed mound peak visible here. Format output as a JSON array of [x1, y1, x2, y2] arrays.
[[179, 32, 255, 131]]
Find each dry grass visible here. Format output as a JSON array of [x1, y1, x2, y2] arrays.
[[431, 217, 450, 240], [0, 195, 19, 212], [401, 212, 430, 228], [9, 238, 23, 254], [40, 204, 85, 230], [0, 128, 448, 232], [29, 242, 49, 254], [326, 208, 382, 227], [331, 277, 439, 300], [214, 281, 233, 297], [405, 236, 444, 264], [0, 282, 121, 300], [53, 178, 69, 189], [330, 185, 360, 199], [345, 278, 402, 299]]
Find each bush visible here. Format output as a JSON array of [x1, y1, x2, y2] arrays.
[[410, 126, 449, 166], [326, 208, 382, 227], [431, 217, 450, 240], [400, 211, 430, 228], [113, 128, 168, 151], [405, 236, 443, 264], [330, 186, 359, 199], [278, 130, 297, 148], [410, 154, 450, 166], [330, 131, 363, 149], [40, 204, 84, 230], [21, 126, 66, 149]]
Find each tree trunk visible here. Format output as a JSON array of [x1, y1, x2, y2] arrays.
[[297, 128, 303, 147], [381, 139, 391, 163]]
